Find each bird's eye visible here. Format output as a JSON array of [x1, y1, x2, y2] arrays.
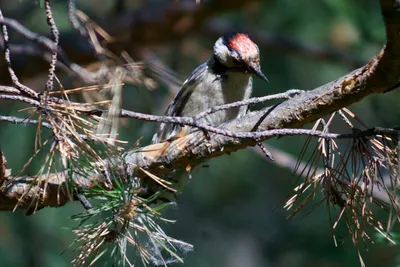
[[232, 58, 241, 65], [230, 51, 241, 62], [231, 54, 243, 65]]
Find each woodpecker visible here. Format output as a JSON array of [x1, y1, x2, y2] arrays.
[[152, 33, 268, 144]]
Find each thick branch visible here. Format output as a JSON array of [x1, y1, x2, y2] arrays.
[[126, 54, 391, 175]]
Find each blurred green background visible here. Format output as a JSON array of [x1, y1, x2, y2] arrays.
[[1, 0, 399, 266]]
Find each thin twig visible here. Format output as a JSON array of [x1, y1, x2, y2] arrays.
[[74, 192, 92, 210], [0, 16, 98, 84], [193, 89, 304, 121], [0, 115, 109, 143], [44, 0, 60, 92], [0, 17, 58, 57], [0, 85, 20, 94], [120, 106, 399, 140], [0, 9, 38, 98], [338, 109, 353, 128], [0, 94, 41, 107], [68, 0, 87, 37], [0, 115, 52, 129], [256, 140, 275, 161]]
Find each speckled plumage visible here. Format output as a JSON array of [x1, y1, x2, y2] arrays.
[[152, 33, 267, 144]]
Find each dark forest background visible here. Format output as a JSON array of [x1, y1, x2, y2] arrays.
[[0, 0, 399, 266]]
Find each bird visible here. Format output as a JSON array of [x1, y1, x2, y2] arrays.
[[152, 32, 269, 144]]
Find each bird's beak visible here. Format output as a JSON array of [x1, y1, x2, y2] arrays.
[[249, 64, 269, 82]]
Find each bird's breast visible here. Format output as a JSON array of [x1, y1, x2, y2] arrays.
[[181, 71, 252, 126]]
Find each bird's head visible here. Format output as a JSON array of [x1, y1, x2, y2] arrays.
[[213, 33, 268, 82]]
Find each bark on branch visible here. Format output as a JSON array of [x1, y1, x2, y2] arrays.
[[1, 0, 400, 212]]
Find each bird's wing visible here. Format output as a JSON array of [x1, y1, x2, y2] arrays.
[[152, 62, 208, 143]]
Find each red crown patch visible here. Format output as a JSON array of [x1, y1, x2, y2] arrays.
[[228, 33, 258, 59]]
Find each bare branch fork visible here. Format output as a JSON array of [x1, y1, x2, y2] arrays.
[[0, 15, 100, 84], [0, 0, 399, 214]]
